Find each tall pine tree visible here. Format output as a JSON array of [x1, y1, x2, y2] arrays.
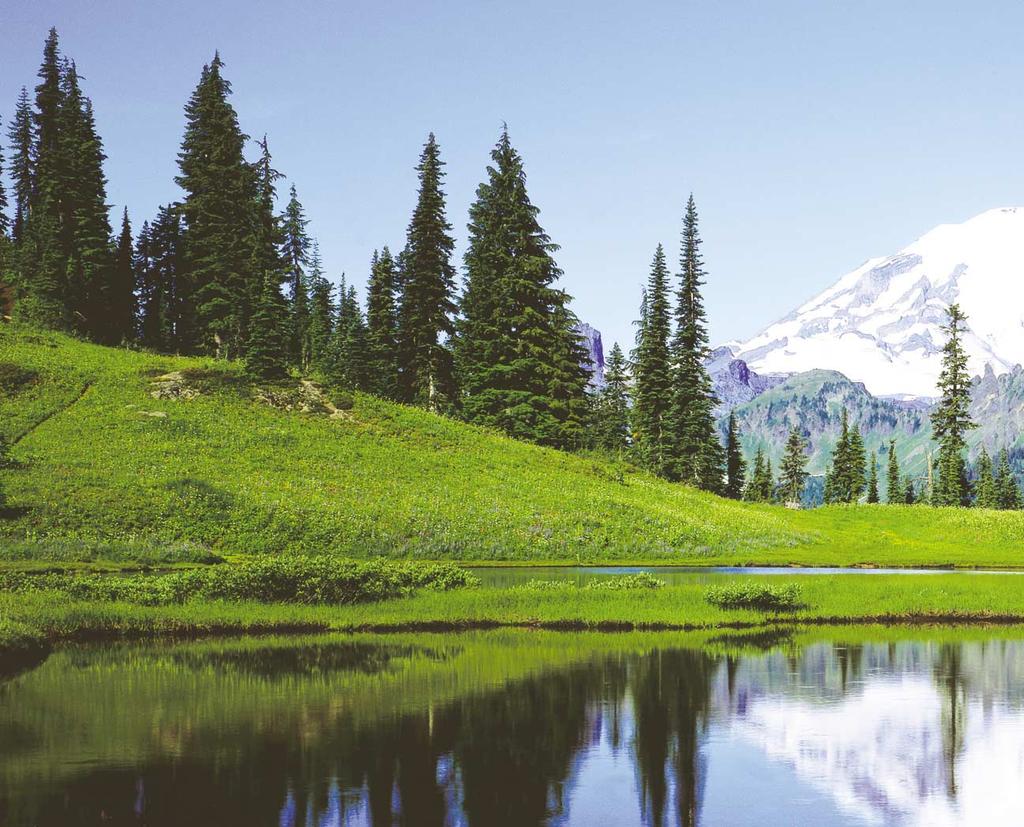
[[176, 53, 256, 358], [995, 449, 1021, 510], [629, 246, 674, 474], [456, 127, 589, 447], [6, 88, 33, 244], [724, 411, 745, 499], [930, 304, 975, 506], [365, 247, 401, 399], [397, 133, 457, 408], [280, 184, 311, 367], [109, 208, 136, 343], [886, 440, 901, 504], [668, 196, 723, 491], [305, 243, 334, 371], [974, 447, 998, 508], [779, 427, 808, 505]]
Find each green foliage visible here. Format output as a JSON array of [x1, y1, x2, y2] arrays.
[[887, 440, 901, 504], [995, 448, 1022, 509], [592, 342, 631, 453], [824, 409, 866, 504], [456, 128, 589, 446], [704, 582, 803, 611], [365, 247, 401, 399], [398, 133, 457, 409], [0, 557, 478, 606], [866, 456, 880, 503], [779, 427, 808, 505], [931, 304, 975, 507], [724, 411, 746, 499], [975, 447, 998, 508], [582, 572, 666, 591], [744, 448, 774, 502]]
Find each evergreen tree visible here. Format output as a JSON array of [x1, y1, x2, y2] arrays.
[[903, 476, 917, 505], [305, 243, 334, 371], [824, 410, 866, 504], [456, 128, 590, 446], [867, 456, 879, 504], [668, 195, 723, 491], [724, 411, 746, 499], [6, 87, 33, 244], [244, 137, 289, 379], [0, 118, 8, 239], [280, 184, 311, 366], [930, 304, 975, 506], [974, 447, 998, 509], [886, 440, 901, 504], [744, 448, 774, 503], [330, 280, 370, 390], [397, 133, 457, 408], [176, 53, 256, 358], [995, 449, 1021, 510], [779, 427, 808, 505], [763, 458, 775, 502], [593, 342, 631, 453], [365, 247, 401, 398], [16, 29, 66, 328], [848, 426, 867, 501], [59, 62, 114, 339], [629, 246, 674, 474], [135, 206, 190, 352], [108, 207, 136, 342]]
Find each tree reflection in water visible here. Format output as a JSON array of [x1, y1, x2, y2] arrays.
[[3, 634, 1024, 826]]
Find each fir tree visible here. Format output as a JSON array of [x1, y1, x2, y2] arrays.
[[867, 456, 879, 503], [974, 447, 998, 509], [456, 127, 589, 446], [176, 53, 256, 358], [903, 476, 917, 505], [397, 133, 457, 408], [930, 304, 975, 506], [365, 247, 401, 399], [629, 246, 674, 474], [995, 448, 1021, 510], [667, 195, 723, 491], [763, 458, 775, 502], [824, 410, 866, 504], [305, 243, 334, 371], [886, 440, 901, 504], [109, 207, 136, 342], [330, 281, 370, 390], [0, 118, 8, 239], [744, 448, 774, 503], [280, 184, 311, 366], [6, 87, 33, 244], [724, 411, 746, 499], [593, 342, 631, 454], [779, 427, 808, 505], [244, 137, 289, 379], [135, 206, 190, 352]]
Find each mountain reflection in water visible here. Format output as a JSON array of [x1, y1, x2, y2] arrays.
[[2, 632, 1024, 826]]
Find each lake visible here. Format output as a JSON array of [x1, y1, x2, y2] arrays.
[[2, 628, 1023, 825], [468, 564, 1024, 588]]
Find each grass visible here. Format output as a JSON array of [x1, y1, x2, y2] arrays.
[[3, 324, 1024, 567]]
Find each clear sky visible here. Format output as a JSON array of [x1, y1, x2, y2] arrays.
[[4, 0, 1024, 353]]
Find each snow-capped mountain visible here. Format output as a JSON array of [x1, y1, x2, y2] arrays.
[[728, 208, 1024, 398]]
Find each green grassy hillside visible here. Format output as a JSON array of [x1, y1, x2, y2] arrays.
[[2, 325, 1024, 566]]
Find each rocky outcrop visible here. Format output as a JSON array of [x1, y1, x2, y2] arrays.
[[575, 323, 605, 389]]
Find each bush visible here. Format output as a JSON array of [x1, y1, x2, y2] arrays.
[[0, 557, 479, 606], [511, 579, 576, 592], [704, 582, 803, 611], [583, 573, 666, 591]]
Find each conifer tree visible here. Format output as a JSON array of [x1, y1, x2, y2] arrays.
[[0, 120, 8, 239], [6, 88, 33, 244], [886, 440, 901, 504], [629, 246, 674, 474], [109, 208, 136, 342], [305, 243, 334, 371], [995, 449, 1021, 510], [280, 184, 311, 366], [867, 456, 879, 504], [456, 128, 589, 446], [724, 411, 746, 499], [16, 29, 66, 328], [779, 427, 808, 505], [824, 410, 866, 504], [974, 447, 998, 509], [365, 247, 401, 399], [330, 281, 370, 390], [593, 342, 631, 453], [397, 133, 457, 408], [931, 304, 975, 506], [763, 457, 775, 502], [903, 476, 917, 505], [244, 137, 289, 379], [744, 448, 766, 502], [176, 53, 256, 358], [668, 196, 723, 491]]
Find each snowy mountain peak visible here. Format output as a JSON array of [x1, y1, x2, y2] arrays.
[[731, 208, 1024, 397]]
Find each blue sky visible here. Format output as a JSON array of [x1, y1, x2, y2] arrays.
[[4, 1, 1024, 352]]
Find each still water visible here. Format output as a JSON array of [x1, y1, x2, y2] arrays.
[[469, 564, 1024, 588], [2, 630, 1023, 826]]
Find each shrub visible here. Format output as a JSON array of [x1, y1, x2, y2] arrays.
[[0, 557, 479, 606], [583, 573, 666, 591], [704, 582, 803, 611], [511, 579, 576, 592]]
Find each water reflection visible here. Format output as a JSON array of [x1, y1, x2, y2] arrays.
[[2, 632, 1024, 825]]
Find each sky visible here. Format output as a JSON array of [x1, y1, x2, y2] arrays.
[[4, 0, 1024, 353]]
